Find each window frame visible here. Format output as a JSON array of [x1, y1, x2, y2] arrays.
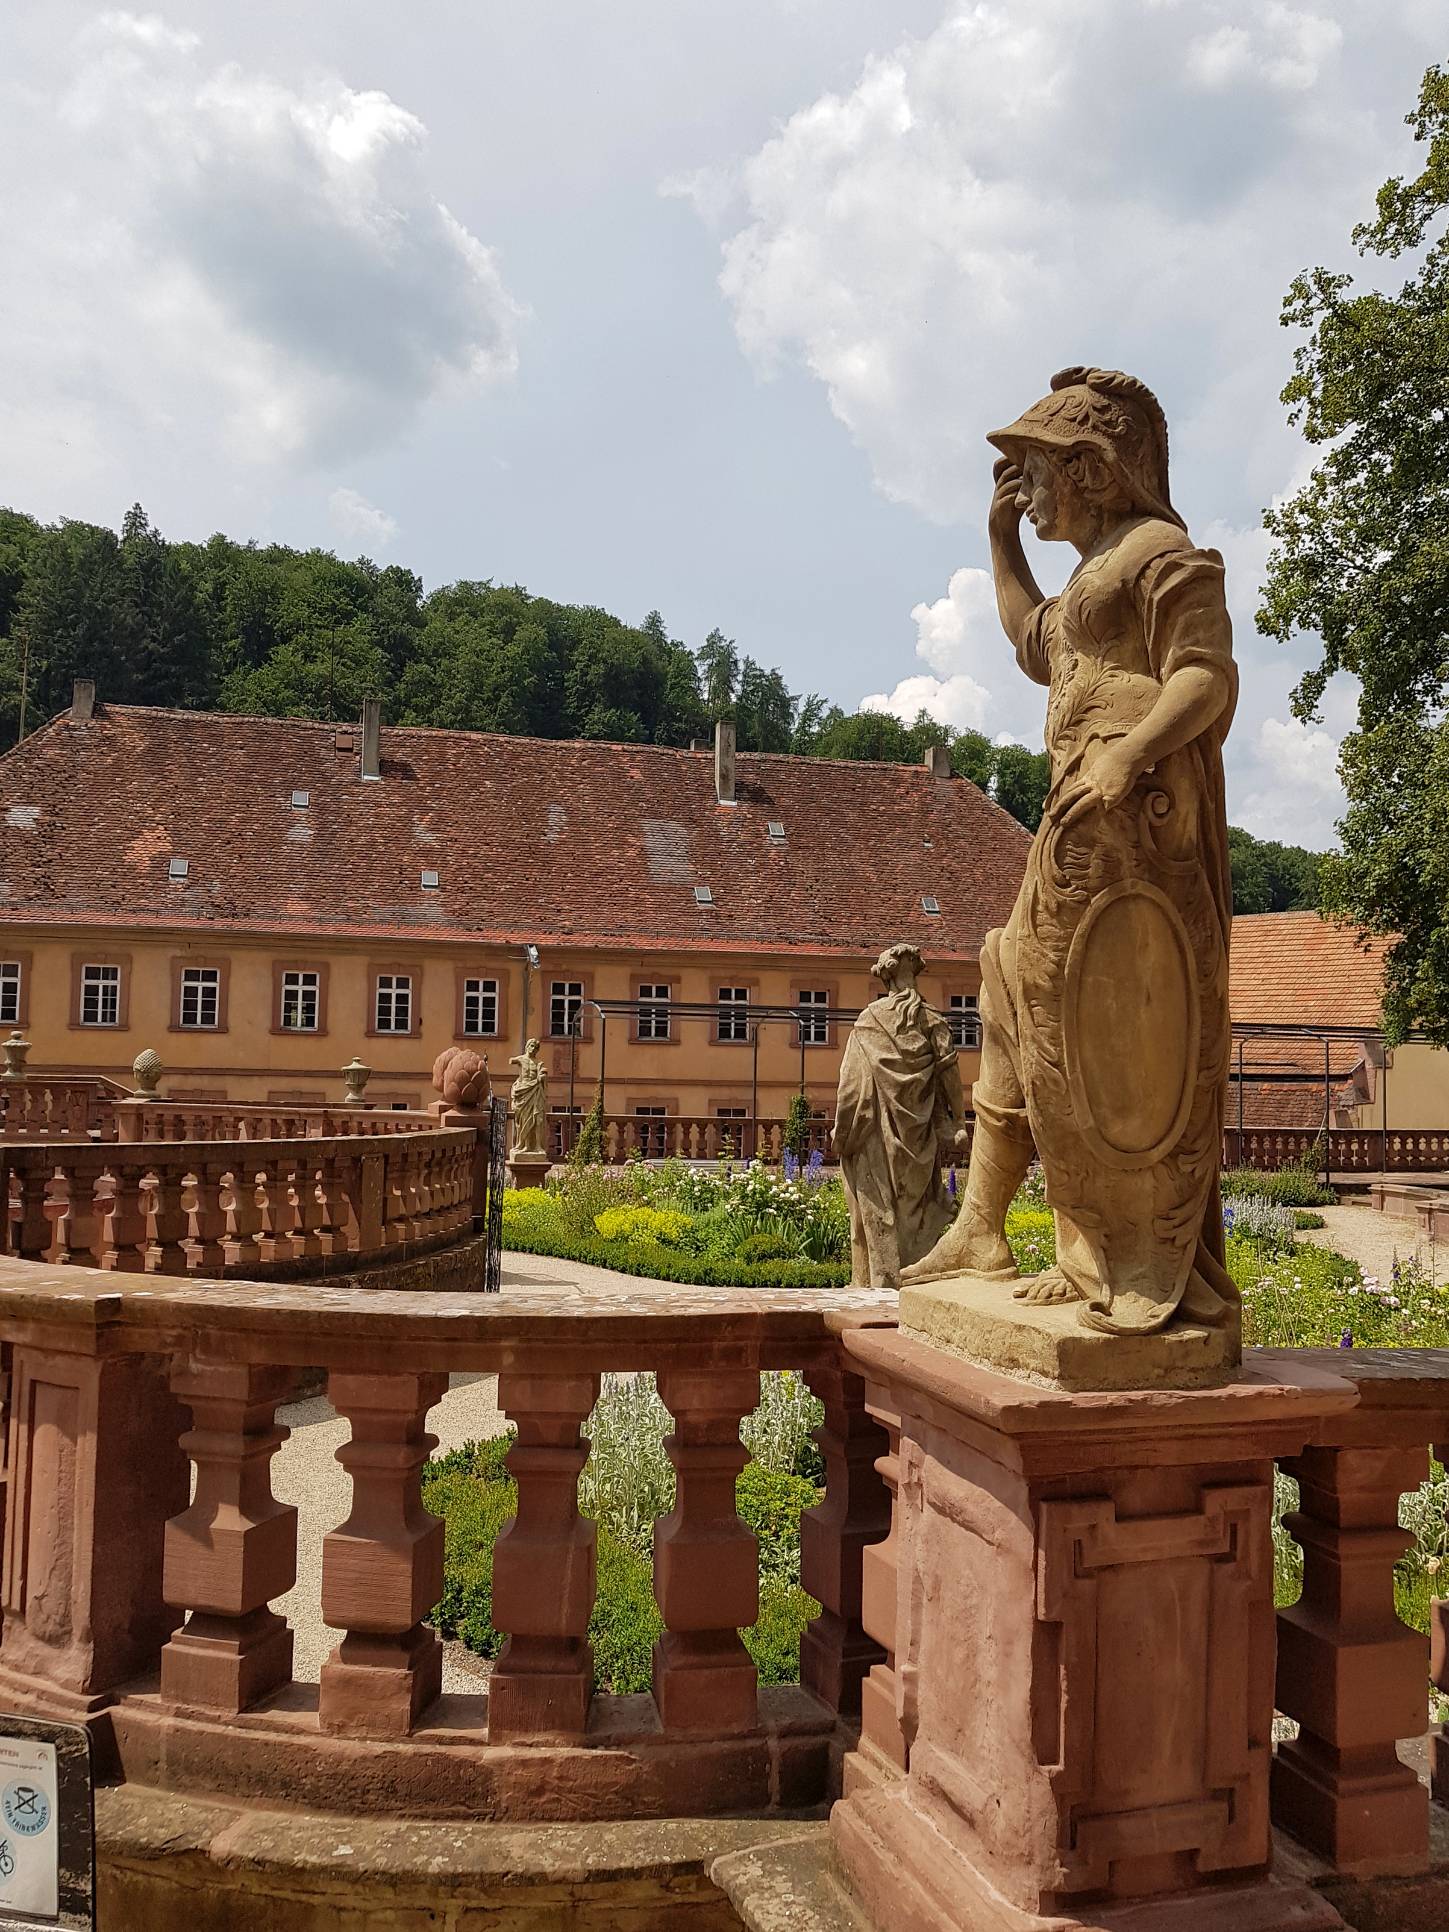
[[460, 975, 501, 1040], [373, 972, 414, 1036], [366, 961, 422, 1040], [715, 984, 752, 1045], [80, 963, 122, 1029], [796, 987, 831, 1049], [632, 980, 673, 1043], [280, 969, 322, 1034], [948, 991, 982, 1051], [0, 953, 30, 1028], [177, 965, 222, 1031], [549, 978, 585, 1040], [272, 960, 330, 1037], [70, 953, 130, 1031]]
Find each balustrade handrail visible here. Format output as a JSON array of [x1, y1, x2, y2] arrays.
[[114, 1099, 441, 1142]]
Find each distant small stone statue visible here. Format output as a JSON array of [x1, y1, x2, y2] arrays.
[[901, 367, 1239, 1376], [508, 1038, 549, 1157], [432, 1044, 489, 1112], [834, 944, 970, 1289]]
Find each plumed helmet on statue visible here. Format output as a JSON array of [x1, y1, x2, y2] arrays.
[[986, 367, 1185, 532]]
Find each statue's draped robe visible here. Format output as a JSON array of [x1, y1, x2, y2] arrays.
[[836, 994, 962, 1287], [984, 515, 1238, 1333], [510, 1062, 548, 1155]]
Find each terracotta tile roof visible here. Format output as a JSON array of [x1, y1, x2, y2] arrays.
[[0, 705, 1031, 959], [1230, 911, 1390, 1033], [1230, 1036, 1364, 1079], [1228, 1082, 1332, 1131]]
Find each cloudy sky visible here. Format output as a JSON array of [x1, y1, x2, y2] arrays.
[[3, 3, 1443, 847]]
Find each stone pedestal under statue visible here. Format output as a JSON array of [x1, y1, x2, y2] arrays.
[[830, 1326, 1356, 1932], [506, 1151, 551, 1192]]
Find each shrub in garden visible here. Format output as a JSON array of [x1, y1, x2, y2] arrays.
[[593, 1204, 693, 1247], [1220, 1165, 1336, 1208]]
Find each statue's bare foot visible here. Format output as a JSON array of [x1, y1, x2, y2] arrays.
[[900, 1204, 1017, 1286], [1012, 1267, 1081, 1306]]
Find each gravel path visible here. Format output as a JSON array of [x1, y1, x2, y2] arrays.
[[1297, 1200, 1449, 1286]]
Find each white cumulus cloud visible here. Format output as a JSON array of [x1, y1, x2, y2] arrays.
[[0, 11, 522, 504], [328, 488, 399, 550]]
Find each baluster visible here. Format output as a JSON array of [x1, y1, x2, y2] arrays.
[[383, 1148, 410, 1247], [189, 1158, 231, 1273], [147, 1164, 190, 1275], [853, 1394, 909, 1784], [653, 1368, 758, 1734], [355, 1150, 385, 1252], [160, 1362, 296, 1714], [317, 1151, 353, 1256], [11, 1166, 49, 1260], [490, 1370, 600, 1738], [41, 1164, 74, 1265], [100, 1163, 148, 1272], [224, 1162, 268, 1272], [319, 1371, 447, 1736], [799, 1364, 889, 1716], [285, 1157, 325, 1263], [1274, 1442, 1429, 1872]]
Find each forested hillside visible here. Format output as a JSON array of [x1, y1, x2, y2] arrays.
[[0, 501, 1321, 902]]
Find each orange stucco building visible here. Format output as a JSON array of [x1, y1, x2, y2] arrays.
[[0, 693, 1031, 1132]]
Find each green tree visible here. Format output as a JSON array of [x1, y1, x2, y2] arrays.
[[1258, 63, 1449, 1040], [736, 658, 797, 752], [990, 743, 1050, 831], [696, 628, 739, 715]]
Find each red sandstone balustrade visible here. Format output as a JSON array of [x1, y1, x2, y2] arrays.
[[0, 1263, 898, 1823], [0, 1075, 126, 1143], [1, 1129, 482, 1279], [799, 1360, 890, 1718], [1269, 1348, 1449, 1878], [114, 1099, 442, 1143], [849, 1390, 909, 1788]]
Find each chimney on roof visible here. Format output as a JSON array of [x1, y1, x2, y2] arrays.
[[71, 679, 96, 723], [360, 697, 382, 782], [714, 718, 737, 806], [925, 743, 952, 780]]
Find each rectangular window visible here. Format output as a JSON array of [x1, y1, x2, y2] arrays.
[[637, 983, 671, 1041], [550, 980, 583, 1038], [281, 970, 320, 1033], [717, 986, 749, 1043], [797, 988, 829, 1047], [462, 977, 499, 1037], [80, 964, 121, 1027], [634, 1104, 668, 1159], [0, 961, 19, 1026], [948, 993, 981, 1050], [178, 966, 220, 1029], [375, 973, 413, 1034]]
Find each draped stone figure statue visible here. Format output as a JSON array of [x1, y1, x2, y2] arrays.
[[902, 368, 1238, 1357], [508, 1038, 549, 1157], [834, 944, 971, 1289]]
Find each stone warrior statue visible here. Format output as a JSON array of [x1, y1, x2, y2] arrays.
[[508, 1038, 549, 1156], [903, 367, 1238, 1340], [834, 944, 971, 1289]]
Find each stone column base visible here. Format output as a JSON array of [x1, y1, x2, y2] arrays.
[[836, 1786, 1345, 1932]]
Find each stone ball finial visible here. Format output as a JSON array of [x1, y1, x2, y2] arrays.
[[432, 1044, 489, 1112], [341, 1055, 372, 1105], [132, 1047, 163, 1098]]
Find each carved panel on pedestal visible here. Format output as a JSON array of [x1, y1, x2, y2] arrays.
[[1036, 1482, 1271, 1898]]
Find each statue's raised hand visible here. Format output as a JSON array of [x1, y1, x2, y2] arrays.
[[989, 457, 1026, 543]]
